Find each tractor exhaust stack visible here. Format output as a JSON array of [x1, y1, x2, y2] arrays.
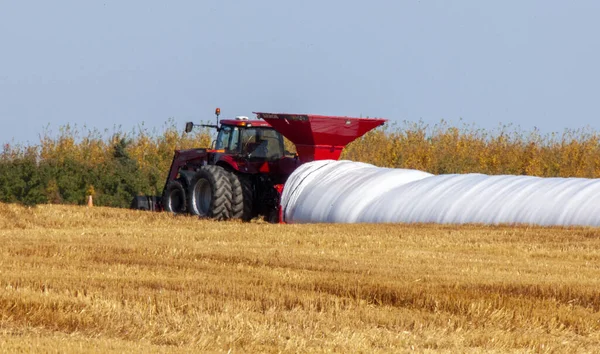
[[254, 112, 387, 163]]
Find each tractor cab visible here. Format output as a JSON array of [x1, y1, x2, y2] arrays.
[[215, 117, 286, 161]]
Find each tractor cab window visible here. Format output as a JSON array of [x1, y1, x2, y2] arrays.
[[229, 127, 240, 152], [215, 126, 240, 152], [240, 128, 284, 160], [215, 126, 231, 150]]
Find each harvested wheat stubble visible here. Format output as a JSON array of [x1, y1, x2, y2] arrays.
[[0, 203, 599, 352]]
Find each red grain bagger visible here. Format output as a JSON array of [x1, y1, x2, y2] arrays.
[[130, 109, 386, 222]]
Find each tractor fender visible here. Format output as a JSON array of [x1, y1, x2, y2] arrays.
[[215, 159, 240, 173]]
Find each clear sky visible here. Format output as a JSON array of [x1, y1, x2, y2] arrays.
[[1, 1, 599, 145]]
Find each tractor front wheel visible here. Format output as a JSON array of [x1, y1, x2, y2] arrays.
[[162, 180, 187, 214], [187, 166, 232, 220]]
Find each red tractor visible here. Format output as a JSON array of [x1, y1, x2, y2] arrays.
[[131, 109, 386, 222]]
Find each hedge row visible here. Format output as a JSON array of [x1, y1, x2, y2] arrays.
[[1, 119, 600, 207], [1, 120, 211, 207]]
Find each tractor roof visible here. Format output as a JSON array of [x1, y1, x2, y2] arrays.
[[219, 119, 272, 128]]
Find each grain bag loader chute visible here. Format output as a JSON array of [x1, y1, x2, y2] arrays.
[[130, 109, 386, 222]]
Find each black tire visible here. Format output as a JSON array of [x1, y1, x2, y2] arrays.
[[229, 172, 254, 221], [187, 166, 232, 220], [130, 196, 148, 210], [163, 180, 187, 214], [131, 196, 158, 211]]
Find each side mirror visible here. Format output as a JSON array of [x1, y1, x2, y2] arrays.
[[185, 122, 194, 133]]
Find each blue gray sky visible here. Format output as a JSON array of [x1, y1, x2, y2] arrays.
[[1, 1, 599, 145]]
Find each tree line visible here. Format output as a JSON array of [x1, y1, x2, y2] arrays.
[[1, 119, 600, 207]]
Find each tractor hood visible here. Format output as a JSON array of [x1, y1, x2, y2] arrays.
[[254, 112, 387, 163]]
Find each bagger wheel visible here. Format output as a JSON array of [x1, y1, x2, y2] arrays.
[[187, 166, 232, 220], [229, 172, 254, 221], [162, 180, 187, 214]]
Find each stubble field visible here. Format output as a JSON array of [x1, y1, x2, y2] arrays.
[[0, 203, 599, 353]]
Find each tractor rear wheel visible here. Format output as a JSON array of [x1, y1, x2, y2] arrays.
[[163, 180, 187, 214], [187, 166, 232, 220], [229, 173, 254, 221]]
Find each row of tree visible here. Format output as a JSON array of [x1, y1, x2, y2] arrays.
[[0, 138, 159, 207], [2, 119, 600, 207], [0, 120, 211, 207]]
